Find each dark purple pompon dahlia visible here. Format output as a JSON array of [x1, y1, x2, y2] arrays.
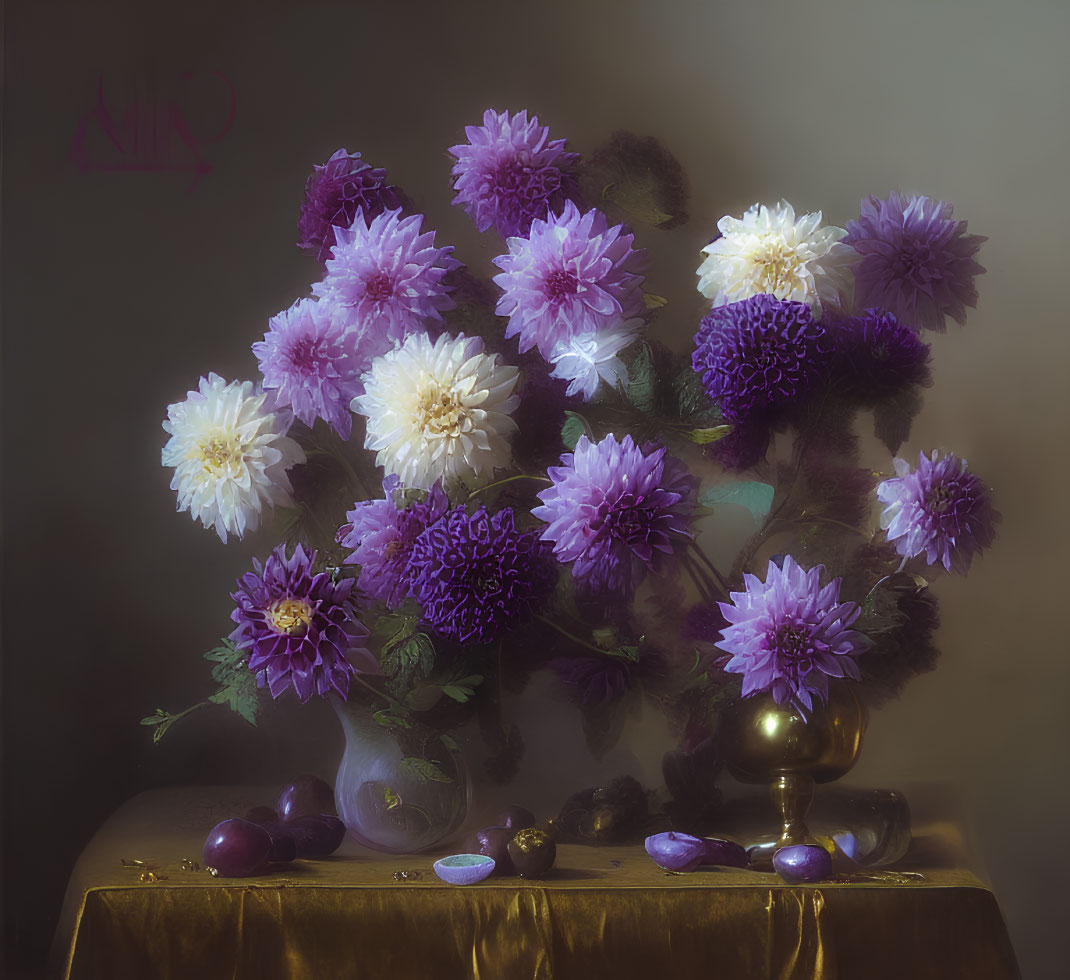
[[830, 308, 931, 400], [533, 433, 695, 598], [844, 192, 986, 332], [338, 478, 449, 608], [409, 506, 557, 646], [230, 543, 375, 703], [876, 451, 999, 574], [297, 149, 403, 264], [692, 295, 832, 425], [449, 108, 585, 239]]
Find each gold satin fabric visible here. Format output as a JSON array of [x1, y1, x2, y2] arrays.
[[55, 787, 1020, 980]]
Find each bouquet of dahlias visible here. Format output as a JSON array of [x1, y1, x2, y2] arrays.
[[146, 110, 998, 798]]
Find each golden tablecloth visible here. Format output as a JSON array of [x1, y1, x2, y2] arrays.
[[53, 787, 1019, 980]]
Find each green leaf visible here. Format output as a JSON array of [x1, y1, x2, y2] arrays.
[[405, 683, 443, 712], [140, 709, 169, 727], [382, 785, 403, 810], [591, 626, 620, 650], [400, 757, 453, 784], [373, 709, 412, 730], [699, 482, 775, 524], [643, 292, 668, 309], [439, 733, 460, 753], [683, 425, 732, 445], [441, 685, 474, 703], [561, 411, 591, 451], [873, 385, 923, 455], [383, 632, 435, 688], [627, 344, 656, 413]]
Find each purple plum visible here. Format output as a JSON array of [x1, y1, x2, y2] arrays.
[[644, 831, 706, 872], [773, 844, 833, 883], [203, 819, 272, 878]]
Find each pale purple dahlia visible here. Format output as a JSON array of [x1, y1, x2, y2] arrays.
[[844, 192, 986, 332], [337, 478, 449, 607], [297, 148, 403, 264], [716, 556, 868, 712], [492, 201, 648, 359], [692, 295, 831, 424], [252, 297, 364, 439], [876, 451, 999, 574], [408, 506, 557, 645], [313, 208, 459, 346], [230, 543, 375, 703], [533, 433, 695, 597], [449, 108, 584, 239]]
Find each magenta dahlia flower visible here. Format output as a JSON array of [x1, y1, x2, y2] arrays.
[[716, 556, 868, 711], [844, 192, 986, 332], [337, 478, 449, 608], [408, 506, 557, 645], [691, 295, 832, 424], [492, 201, 648, 359], [449, 108, 584, 239], [313, 208, 460, 346], [229, 543, 376, 703], [252, 297, 365, 438], [297, 148, 403, 264], [533, 433, 695, 597], [876, 451, 999, 574]]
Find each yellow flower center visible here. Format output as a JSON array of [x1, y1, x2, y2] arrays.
[[417, 382, 467, 438], [269, 597, 313, 636], [752, 241, 801, 294], [197, 433, 246, 475]]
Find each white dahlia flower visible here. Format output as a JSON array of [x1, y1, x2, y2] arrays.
[[548, 318, 641, 401], [696, 201, 858, 316], [352, 332, 519, 490], [161, 373, 305, 542]]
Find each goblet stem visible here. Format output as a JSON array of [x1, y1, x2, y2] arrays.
[[771, 773, 816, 848]]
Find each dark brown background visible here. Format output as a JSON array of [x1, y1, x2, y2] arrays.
[[3, 0, 1068, 977]]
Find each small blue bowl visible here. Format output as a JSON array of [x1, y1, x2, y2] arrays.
[[433, 853, 496, 885]]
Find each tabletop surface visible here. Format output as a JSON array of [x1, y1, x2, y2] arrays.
[[53, 786, 1021, 980]]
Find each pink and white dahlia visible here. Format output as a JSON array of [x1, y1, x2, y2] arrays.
[[492, 201, 648, 359]]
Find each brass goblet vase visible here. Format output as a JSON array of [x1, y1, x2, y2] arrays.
[[718, 683, 868, 852]]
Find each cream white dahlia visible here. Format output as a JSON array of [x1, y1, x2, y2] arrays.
[[352, 332, 519, 490], [161, 373, 305, 542], [696, 201, 857, 316]]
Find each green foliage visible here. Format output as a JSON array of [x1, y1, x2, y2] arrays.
[[400, 756, 453, 784], [699, 482, 775, 524], [683, 425, 732, 445], [873, 385, 923, 455], [441, 675, 483, 703], [626, 344, 657, 413], [140, 640, 259, 744], [561, 412, 587, 451]]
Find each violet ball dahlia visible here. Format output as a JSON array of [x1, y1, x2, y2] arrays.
[[161, 374, 305, 543], [492, 201, 649, 359], [252, 297, 365, 439], [408, 506, 557, 645], [449, 108, 584, 239], [844, 192, 986, 332], [230, 543, 376, 703], [313, 208, 460, 345], [532, 433, 696, 598], [338, 477, 449, 607], [297, 148, 403, 264], [876, 451, 999, 574], [691, 295, 832, 424], [716, 556, 868, 712], [831, 308, 931, 399]]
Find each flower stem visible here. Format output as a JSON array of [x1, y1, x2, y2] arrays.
[[468, 474, 552, 500], [350, 672, 408, 715], [679, 552, 716, 606], [688, 541, 730, 594], [535, 614, 612, 657]]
